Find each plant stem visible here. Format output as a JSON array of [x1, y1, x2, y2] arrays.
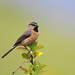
[[30, 55, 33, 65]]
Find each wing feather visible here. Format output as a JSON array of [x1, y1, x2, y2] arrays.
[[13, 29, 31, 46]]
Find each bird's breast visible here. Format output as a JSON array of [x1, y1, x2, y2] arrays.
[[21, 30, 39, 46]]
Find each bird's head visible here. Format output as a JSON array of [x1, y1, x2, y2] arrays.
[[28, 22, 39, 32]]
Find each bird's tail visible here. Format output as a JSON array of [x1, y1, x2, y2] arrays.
[[1, 45, 16, 58]]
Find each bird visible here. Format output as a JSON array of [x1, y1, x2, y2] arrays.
[[1, 22, 39, 58]]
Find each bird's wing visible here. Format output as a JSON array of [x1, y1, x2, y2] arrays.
[[13, 29, 31, 46]]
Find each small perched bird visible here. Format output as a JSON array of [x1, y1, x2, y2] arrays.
[[1, 22, 39, 58]]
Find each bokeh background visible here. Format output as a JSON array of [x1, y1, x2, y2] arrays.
[[0, 0, 75, 75]]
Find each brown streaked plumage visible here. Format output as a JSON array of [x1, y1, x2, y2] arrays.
[[1, 22, 39, 58]]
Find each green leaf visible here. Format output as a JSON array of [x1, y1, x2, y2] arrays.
[[33, 66, 37, 71], [16, 47, 28, 52], [30, 73, 33, 75], [34, 60, 40, 68], [38, 73, 42, 75], [39, 64, 47, 70], [36, 45, 44, 50], [22, 53, 30, 60], [24, 70, 29, 74], [28, 64, 33, 73], [34, 69, 40, 75], [28, 42, 37, 50], [31, 53, 36, 58], [33, 60, 40, 71]]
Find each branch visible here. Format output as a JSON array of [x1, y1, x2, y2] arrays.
[[30, 55, 33, 65], [12, 61, 26, 75]]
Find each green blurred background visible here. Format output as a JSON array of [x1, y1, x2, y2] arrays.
[[0, 0, 75, 75]]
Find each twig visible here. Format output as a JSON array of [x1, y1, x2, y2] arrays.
[[25, 47, 33, 65], [12, 61, 26, 75]]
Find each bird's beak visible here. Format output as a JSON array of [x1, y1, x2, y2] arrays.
[[36, 25, 39, 27]]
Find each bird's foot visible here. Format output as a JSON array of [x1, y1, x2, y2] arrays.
[[31, 50, 34, 52], [25, 46, 30, 52]]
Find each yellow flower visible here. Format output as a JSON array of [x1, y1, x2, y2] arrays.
[[35, 51, 39, 55], [35, 51, 42, 57], [37, 52, 42, 56]]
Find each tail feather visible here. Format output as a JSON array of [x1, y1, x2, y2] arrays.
[[1, 45, 16, 58]]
